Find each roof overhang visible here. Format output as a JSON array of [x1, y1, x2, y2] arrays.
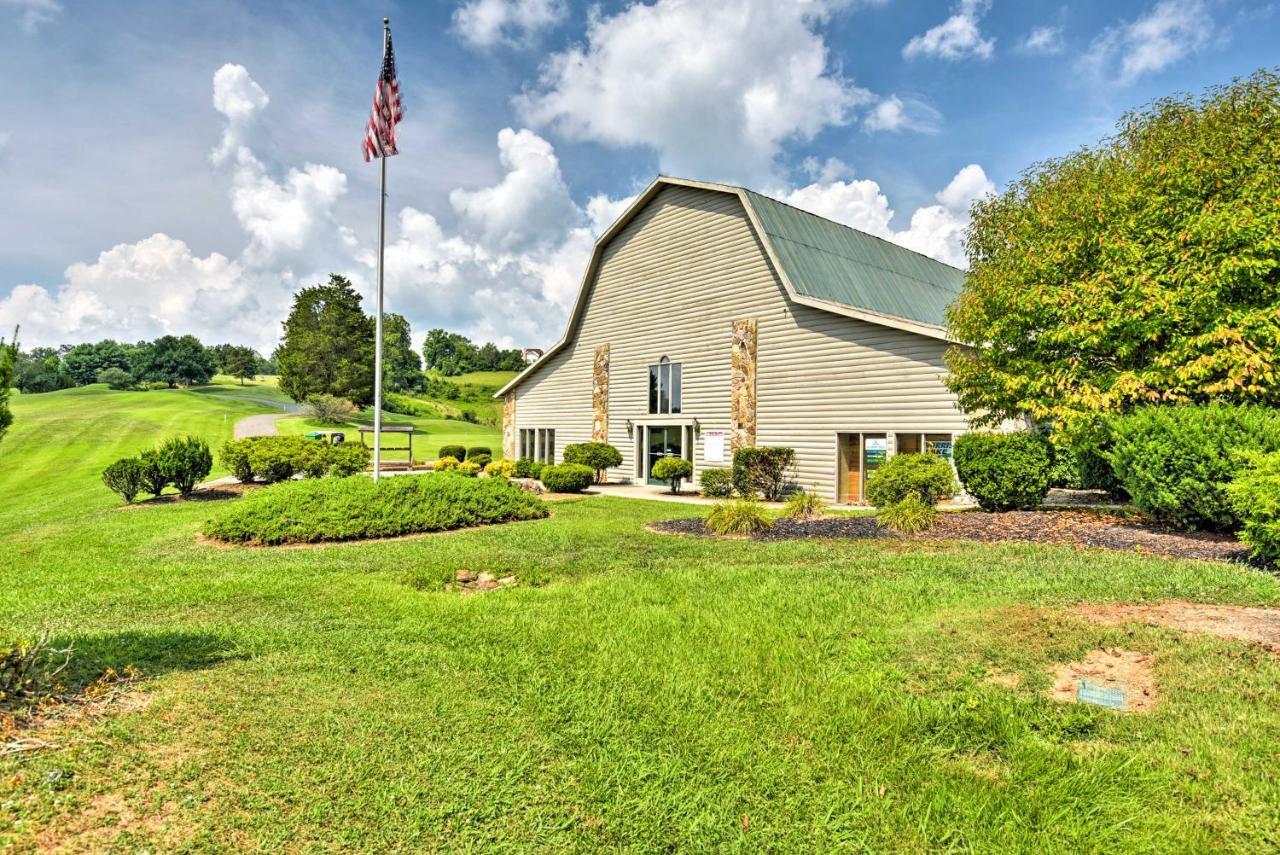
[[496, 176, 952, 398]]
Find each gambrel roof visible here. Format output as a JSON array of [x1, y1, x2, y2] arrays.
[[497, 176, 965, 397]]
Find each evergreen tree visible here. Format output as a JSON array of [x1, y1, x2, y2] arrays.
[[276, 275, 376, 405], [383, 314, 424, 392]]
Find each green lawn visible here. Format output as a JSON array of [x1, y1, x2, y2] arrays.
[[426, 369, 519, 387], [2, 388, 1280, 850], [275, 413, 500, 463]]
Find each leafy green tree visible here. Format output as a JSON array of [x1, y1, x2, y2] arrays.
[[62, 340, 129, 386], [383, 314, 425, 393], [223, 346, 260, 385], [276, 275, 376, 406], [0, 329, 17, 447], [947, 70, 1280, 437], [134, 335, 216, 388], [421, 328, 477, 375], [13, 347, 71, 393]]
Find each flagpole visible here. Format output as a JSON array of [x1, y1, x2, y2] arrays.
[[372, 18, 389, 483]]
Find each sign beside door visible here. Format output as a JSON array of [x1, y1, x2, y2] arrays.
[[703, 430, 725, 463]]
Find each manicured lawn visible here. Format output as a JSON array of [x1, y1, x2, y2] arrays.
[[2, 388, 1280, 850], [426, 369, 518, 387], [275, 413, 501, 463]]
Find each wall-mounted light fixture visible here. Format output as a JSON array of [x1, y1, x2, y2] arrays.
[[692, 418, 701, 436], [625, 418, 634, 437]]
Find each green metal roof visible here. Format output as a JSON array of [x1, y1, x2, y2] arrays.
[[742, 188, 965, 329]]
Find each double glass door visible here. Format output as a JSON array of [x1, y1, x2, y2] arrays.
[[646, 426, 684, 485]]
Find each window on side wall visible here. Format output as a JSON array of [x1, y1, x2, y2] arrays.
[[519, 428, 556, 463], [647, 356, 682, 415]]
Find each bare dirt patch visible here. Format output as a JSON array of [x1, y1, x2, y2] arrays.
[[1047, 648, 1157, 713], [123, 482, 257, 508], [449, 569, 518, 594], [1074, 602, 1280, 653]]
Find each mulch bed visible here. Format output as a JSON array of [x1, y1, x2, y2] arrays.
[[124, 482, 258, 507], [650, 509, 1261, 566]]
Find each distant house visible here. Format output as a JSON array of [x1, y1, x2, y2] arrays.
[[496, 177, 974, 503], [521, 348, 544, 365]]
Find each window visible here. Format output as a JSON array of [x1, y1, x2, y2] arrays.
[[648, 356, 682, 415], [519, 428, 556, 463]]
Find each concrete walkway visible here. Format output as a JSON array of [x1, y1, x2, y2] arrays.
[[234, 412, 291, 439]]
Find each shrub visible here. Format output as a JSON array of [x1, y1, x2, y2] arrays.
[[137, 449, 170, 497], [222, 436, 362, 484], [457, 460, 482, 477], [783, 488, 826, 521], [876, 494, 939, 534], [329, 443, 371, 477], [1047, 444, 1082, 490], [468, 453, 493, 470], [466, 446, 492, 461], [438, 444, 467, 461], [97, 367, 135, 390], [865, 453, 957, 508], [0, 631, 69, 713], [541, 463, 594, 493], [731, 447, 795, 501], [514, 458, 544, 479], [220, 439, 255, 483], [953, 432, 1052, 511], [1109, 405, 1280, 531], [249, 439, 300, 484], [1077, 444, 1125, 496], [205, 473, 549, 545], [435, 455, 461, 472], [157, 436, 213, 495], [1227, 453, 1280, 563], [485, 459, 517, 479], [705, 499, 772, 536], [563, 442, 623, 483], [651, 456, 693, 494], [102, 457, 145, 503], [303, 394, 358, 425], [699, 467, 734, 498]]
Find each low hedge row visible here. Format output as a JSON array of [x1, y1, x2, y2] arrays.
[[205, 472, 548, 545], [221, 436, 370, 484]]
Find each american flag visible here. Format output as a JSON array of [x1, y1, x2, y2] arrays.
[[362, 28, 402, 161]]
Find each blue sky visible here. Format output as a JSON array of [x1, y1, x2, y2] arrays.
[[1, 0, 1276, 352]]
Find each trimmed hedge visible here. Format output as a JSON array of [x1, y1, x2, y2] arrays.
[[731, 447, 795, 501], [438, 444, 467, 461], [468, 453, 493, 470], [562, 442, 623, 483], [466, 446, 492, 461], [1109, 405, 1280, 531], [102, 458, 145, 503], [220, 437, 371, 484], [651, 456, 693, 494], [485, 459, 517, 478], [1227, 452, 1280, 563], [138, 449, 169, 498], [953, 432, 1052, 511], [205, 473, 548, 545], [514, 458, 544, 479], [159, 436, 212, 495], [865, 453, 956, 507], [699, 467, 734, 498], [540, 463, 593, 493]]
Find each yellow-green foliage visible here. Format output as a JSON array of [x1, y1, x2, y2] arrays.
[[434, 455, 460, 472], [485, 459, 517, 478], [705, 499, 772, 536], [783, 488, 826, 521], [876, 494, 939, 534]]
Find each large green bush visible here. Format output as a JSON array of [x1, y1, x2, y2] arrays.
[[467, 453, 493, 470], [158, 436, 212, 495], [205, 473, 548, 545], [438, 444, 467, 461], [137, 449, 170, 497], [865, 453, 957, 507], [953, 432, 1052, 511], [1227, 453, 1280, 563], [1109, 405, 1280, 531], [220, 436, 370, 484], [514, 458, 543, 479], [96, 366, 136, 390], [102, 457, 145, 503], [563, 442, 623, 483], [731, 447, 795, 501], [699, 467, 734, 498], [466, 446, 492, 460], [651, 456, 693, 494], [540, 463, 593, 494]]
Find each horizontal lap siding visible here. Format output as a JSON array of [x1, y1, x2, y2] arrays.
[[513, 184, 969, 499]]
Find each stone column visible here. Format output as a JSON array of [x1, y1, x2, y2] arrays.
[[592, 344, 610, 442], [502, 391, 517, 460], [731, 319, 757, 450]]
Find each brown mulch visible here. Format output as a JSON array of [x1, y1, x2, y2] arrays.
[[649, 509, 1260, 566], [1073, 601, 1280, 653]]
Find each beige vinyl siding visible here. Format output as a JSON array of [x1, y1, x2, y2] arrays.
[[512, 184, 969, 500]]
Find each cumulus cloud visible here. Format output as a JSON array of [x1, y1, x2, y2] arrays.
[[515, 0, 872, 181], [4, 0, 61, 32], [1020, 25, 1064, 55], [1083, 0, 1215, 83], [452, 0, 565, 47], [781, 163, 995, 268], [903, 0, 995, 61], [210, 63, 269, 165], [863, 96, 942, 134]]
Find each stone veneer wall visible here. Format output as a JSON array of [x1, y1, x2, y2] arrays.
[[592, 344, 610, 442], [730, 319, 757, 450], [502, 391, 516, 460]]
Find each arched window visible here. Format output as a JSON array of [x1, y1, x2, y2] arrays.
[[648, 356, 681, 415]]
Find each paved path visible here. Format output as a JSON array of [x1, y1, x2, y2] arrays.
[[234, 412, 290, 439]]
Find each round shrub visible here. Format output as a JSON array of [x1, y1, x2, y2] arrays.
[[865, 453, 957, 508], [562, 442, 623, 483], [220, 439, 255, 483], [1227, 452, 1280, 563], [97, 367, 135, 390], [137, 449, 170, 497], [467, 452, 493, 470], [457, 460, 481, 477], [159, 437, 212, 495], [876, 494, 939, 534], [302, 394, 358, 425], [651, 456, 693, 494], [466, 446, 492, 461], [540, 463, 593, 493], [953, 432, 1052, 512], [699, 467, 734, 498], [1109, 404, 1280, 530], [205, 473, 549, 545], [434, 455, 461, 472], [102, 457, 145, 503], [485, 459, 517, 479], [438, 445, 466, 461], [249, 439, 300, 484], [705, 499, 772, 536], [328, 443, 371, 477]]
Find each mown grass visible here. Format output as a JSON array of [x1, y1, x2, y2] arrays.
[[275, 413, 500, 464], [1, 388, 1280, 850]]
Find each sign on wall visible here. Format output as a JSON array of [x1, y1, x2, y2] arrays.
[[865, 436, 888, 467], [703, 430, 726, 463]]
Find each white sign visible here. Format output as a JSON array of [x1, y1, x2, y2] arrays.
[[703, 430, 726, 463]]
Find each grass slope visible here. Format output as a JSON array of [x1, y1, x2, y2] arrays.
[[275, 413, 499, 463], [2, 389, 1280, 850]]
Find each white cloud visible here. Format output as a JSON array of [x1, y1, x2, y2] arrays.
[[1020, 25, 1064, 55], [903, 0, 995, 61], [210, 63, 270, 165], [1083, 0, 1215, 83], [863, 96, 942, 134], [781, 163, 995, 268], [452, 0, 565, 47], [4, 0, 60, 32], [516, 0, 872, 182]]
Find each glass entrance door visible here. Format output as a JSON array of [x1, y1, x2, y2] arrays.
[[646, 426, 684, 485]]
